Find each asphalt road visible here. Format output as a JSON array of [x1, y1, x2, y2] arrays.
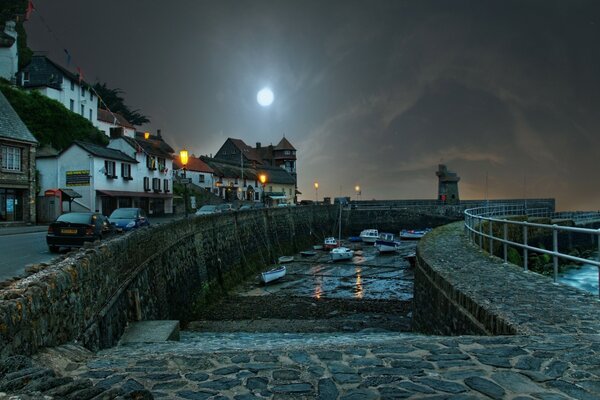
[[0, 231, 57, 282]]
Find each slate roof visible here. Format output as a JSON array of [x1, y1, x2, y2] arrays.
[[228, 138, 263, 163], [20, 55, 89, 90], [275, 137, 295, 151], [201, 157, 295, 184], [73, 141, 137, 163], [134, 131, 174, 158], [0, 90, 38, 144], [173, 156, 214, 173], [97, 109, 135, 129]]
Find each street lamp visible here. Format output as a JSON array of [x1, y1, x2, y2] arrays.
[[180, 149, 189, 218], [259, 173, 267, 206], [355, 185, 361, 201], [314, 182, 319, 204]]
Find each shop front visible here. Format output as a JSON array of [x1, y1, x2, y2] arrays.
[[0, 188, 25, 222]]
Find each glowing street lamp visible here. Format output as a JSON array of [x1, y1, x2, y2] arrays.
[[355, 185, 361, 201], [259, 173, 267, 206], [180, 149, 189, 217], [314, 181, 319, 204], [144, 131, 150, 140]]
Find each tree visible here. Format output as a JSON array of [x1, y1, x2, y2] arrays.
[[93, 82, 150, 126]]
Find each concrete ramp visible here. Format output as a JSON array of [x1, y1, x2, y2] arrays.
[[119, 320, 180, 345]]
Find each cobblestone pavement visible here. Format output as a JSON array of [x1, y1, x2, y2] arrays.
[[36, 330, 600, 399]]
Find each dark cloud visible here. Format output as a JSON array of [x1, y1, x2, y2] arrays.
[[25, 0, 600, 209]]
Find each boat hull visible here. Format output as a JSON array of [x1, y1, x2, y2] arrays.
[[375, 240, 399, 253], [359, 229, 379, 243], [261, 266, 286, 284], [330, 247, 354, 261]]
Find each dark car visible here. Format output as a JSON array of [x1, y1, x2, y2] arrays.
[[46, 212, 107, 252], [109, 208, 150, 232]]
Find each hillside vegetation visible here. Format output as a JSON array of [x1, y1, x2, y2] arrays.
[[1, 83, 108, 150]]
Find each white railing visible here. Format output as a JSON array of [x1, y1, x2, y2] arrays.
[[464, 204, 600, 297]]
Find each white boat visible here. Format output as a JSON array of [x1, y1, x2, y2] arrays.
[[300, 250, 317, 257], [375, 232, 400, 253], [399, 229, 431, 240], [324, 237, 339, 250], [330, 246, 354, 261], [360, 229, 379, 243], [261, 266, 286, 284], [278, 255, 294, 263]]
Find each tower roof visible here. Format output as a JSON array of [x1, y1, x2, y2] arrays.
[[274, 137, 295, 151]]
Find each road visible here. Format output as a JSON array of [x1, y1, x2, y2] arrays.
[[0, 231, 57, 281]]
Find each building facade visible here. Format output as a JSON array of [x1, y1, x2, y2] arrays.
[[18, 55, 98, 125], [97, 109, 136, 138], [0, 90, 38, 224], [173, 155, 215, 191], [0, 21, 18, 83]]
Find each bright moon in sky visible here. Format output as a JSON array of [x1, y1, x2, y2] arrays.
[[257, 88, 274, 107]]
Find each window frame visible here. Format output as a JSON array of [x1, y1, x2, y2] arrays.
[[104, 160, 117, 179], [121, 163, 132, 180], [1, 145, 22, 172], [143, 177, 150, 191]]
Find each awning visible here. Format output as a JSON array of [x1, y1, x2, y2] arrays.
[[60, 188, 82, 199], [96, 190, 173, 199], [44, 188, 82, 199], [268, 195, 287, 200]]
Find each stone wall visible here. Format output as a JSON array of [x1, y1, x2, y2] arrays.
[[414, 222, 600, 336], [0, 206, 338, 356]]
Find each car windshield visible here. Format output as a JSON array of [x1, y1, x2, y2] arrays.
[[110, 209, 138, 219], [56, 213, 92, 224], [200, 205, 217, 211]]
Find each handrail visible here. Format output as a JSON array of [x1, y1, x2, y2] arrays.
[[464, 204, 600, 298]]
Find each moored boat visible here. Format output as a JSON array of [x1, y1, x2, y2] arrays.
[[375, 232, 400, 253], [399, 229, 431, 240], [348, 236, 362, 242], [278, 255, 294, 263], [300, 250, 317, 257], [324, 237, 339, 250], [261, 266, 286, 284], [330, 246, 354, 261], [359, 229, 379, 243]]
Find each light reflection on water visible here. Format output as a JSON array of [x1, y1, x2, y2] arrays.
[[354, 266, 363, 299]]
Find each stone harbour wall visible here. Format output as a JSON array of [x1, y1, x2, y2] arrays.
[[0, 206, 340, 357]]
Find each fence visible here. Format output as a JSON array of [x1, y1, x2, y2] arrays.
[[464, 204, 600, 297]]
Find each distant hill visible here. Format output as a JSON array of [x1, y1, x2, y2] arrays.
[[0, 82, 108, 150]]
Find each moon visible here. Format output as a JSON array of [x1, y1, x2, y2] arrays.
[[257, 87, 274, 107]]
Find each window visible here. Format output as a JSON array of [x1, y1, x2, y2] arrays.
[[80, 104, 84, 116], [1, 146, 21, 171], [235, 177, 238, 184], [121, 163, 132, 180], [146, 155, 156, 170], [243, 178, 247, 187], [143, 177, 150, 191], [81, 87, 85, 96], [199, 174, 205, 183], [70, 99, 74, 111], [104, 160, 116, 178], [285, 150, 290, 155], [255, 192, 260, 201], [152, 178, 161, 192], [90, 91, 93, 101], [289, 188, 292, 196], [157, 157, 165, 171], [22, 71, 30, 84], [89, 109, 92, 121], [70, 80, 74, 90], [164, 179, 170, 192]]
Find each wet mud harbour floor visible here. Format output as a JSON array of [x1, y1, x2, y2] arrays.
[[190, 241, 416, 334]]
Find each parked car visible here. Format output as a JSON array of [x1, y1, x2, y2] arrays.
[[99, 215, 116, 235], [46, 212, 108, 252], [217, 203, 234, 212], [109, 208, 150, 232], [239, 204, 253, 211], [196, 205, 219, 215]]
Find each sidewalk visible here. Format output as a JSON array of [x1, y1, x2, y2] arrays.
[[0, 225, 48, 236]]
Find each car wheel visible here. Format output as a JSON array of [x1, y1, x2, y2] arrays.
[[49, 245, 59, 253]]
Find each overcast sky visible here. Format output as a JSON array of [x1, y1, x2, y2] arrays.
[[26, 0, 600, 210]]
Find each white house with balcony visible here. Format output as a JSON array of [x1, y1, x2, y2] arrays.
[[17, 55, 98, 125]]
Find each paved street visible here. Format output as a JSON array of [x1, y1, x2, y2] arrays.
[[0, 231, 56, 282]]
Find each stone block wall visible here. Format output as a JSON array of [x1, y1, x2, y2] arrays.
[[0, 206, 337, 356]]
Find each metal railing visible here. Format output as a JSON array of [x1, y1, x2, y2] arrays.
[[464, 204, 600, 297]]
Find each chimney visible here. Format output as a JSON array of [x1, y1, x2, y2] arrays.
[[157, 129, 162, 138], [256, 142, 261, 149], [109, 127, 124, 139]]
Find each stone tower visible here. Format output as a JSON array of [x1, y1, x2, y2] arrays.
[[436, 164, 460, 204]]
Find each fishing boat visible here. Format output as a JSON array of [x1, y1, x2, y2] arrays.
[[300, 250, 317, 257], [375, 232, 400, 253], [330, 202, 354, 261], [399, 229, 431, 240], [278, 255, 294, 263], [359, 229, 379, 243], [261, 266, 286, 284], [324, 237, 339, 250]]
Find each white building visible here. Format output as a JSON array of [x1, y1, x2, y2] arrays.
[[0, 21, 18, 83], [97, 109, 136, 138], [17, 55, 98, 125], [173, 155, 214, 191]]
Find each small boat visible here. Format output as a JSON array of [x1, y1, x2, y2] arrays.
[[330, 246, 354, 261], [313, 245, 324, 251], [348, 236, 363, 242], [399, 229, 431, 240], [300, 250, 317, 257], [261, 266, 286, 284], [375, 232, 400, 253], [278, 255, 294, 263], [360, 229, 379, 243], [324, 237, 339, 250]]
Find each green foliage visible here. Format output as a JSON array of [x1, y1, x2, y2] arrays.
[[507, 247, 522, 267], [93, 82, 150, 126], [0, 83, 108, 150]]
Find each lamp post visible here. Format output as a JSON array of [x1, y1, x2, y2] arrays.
[[355, 185, 361, 201], [180, 149, 189, 218], [314, 181, 319, 204], [259, 173, 267, 206]]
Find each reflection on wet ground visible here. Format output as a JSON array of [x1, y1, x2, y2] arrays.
[[236, 240, 417, 301]]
